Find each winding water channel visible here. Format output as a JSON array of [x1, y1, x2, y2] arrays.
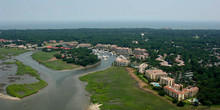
[[0, 51, 116, 110]]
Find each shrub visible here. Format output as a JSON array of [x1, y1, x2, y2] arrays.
[[193, 101, 199, 106], [177, 101, 185, 107], [54, 53, 62, 59], [158, 90, 165, 96], [172, 99, 178, 104]]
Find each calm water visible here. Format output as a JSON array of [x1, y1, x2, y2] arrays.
[[0, 51, 115, 110], [0, 21, 220, 30]]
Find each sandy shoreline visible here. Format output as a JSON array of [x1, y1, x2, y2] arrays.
[[86, 103, 102, 110], [0, 93, 20, 101]]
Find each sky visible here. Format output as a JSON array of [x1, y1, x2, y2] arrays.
[[0, 0, 220, 22]]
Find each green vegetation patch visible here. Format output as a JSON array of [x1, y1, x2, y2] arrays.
[[32, 51, 58, 62], [80, 67, 179, 110], [0, 48, 28, 59], [42, 60, 79, 70], [6, 61, 47, 98], [32, 51, 78, 70]]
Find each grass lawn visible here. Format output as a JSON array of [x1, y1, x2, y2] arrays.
[[32, 51, 58, 62], [80, 67, 181, 110], [32, 51, 79, 70], [6, 61, 47, 98], [42, 60, 79, 70], [0, 48, 28, 59]]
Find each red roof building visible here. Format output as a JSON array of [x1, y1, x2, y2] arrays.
[[0, 39, 7, 42], [47, 46, 53, 48]]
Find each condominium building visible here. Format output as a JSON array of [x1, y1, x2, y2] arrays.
[[78, 43, 92, 48], [110, 45, 118, 51], [115, 55, 130, 66], [182, 86, 199, 98], [95, 44, 108, 49], [145, 69, 168, 80], [138, 63, 148, 74], [133, 48, 147, 55], [115, 47, 132, 54], [164, 86, 185, 101], [160, 77, 174, 86]]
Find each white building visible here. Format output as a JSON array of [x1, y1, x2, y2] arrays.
[[138, 63, 148, 74], [115, 55, 130, 66]]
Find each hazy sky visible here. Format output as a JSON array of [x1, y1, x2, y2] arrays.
[[1, 0, 220, 22]]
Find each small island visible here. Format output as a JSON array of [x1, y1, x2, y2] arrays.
[[0, 48, 47, 99]]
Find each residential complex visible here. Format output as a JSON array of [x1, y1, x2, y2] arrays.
[[78, 43, 92, 48], [160, 77, 174, 86], [145, 69, 168, 80], [115, 55, 130, 66], [138, 63, 148, 74], [164, 86, 185, 101], [49, 40, 57, 44], [183, 86, 199, 98], [115, 47, 132, 54]]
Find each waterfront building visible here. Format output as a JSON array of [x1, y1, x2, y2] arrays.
[[164, 86, 185, 101], [182, 86, 199, 98], [115, 55, 130, 66], [145, 69, 167, 80], [115, 47, 132, 54], [138, 63, 148, 74], [160, 77, 174, 86]]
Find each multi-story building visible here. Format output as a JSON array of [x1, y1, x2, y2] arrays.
[[133, 48, 147, 55], [182, 86, 199, 98], [138, 63, 148, 74], [110, 45, 118, 51], [95, 44, 108, 49], [115, 55, 130, 66], [160, 77, 174, 86], [115, 47, 132, 54], [49, 40, 57, 44], [145, 69, 168, 80], [0, 39, 7, 42], [173, 83, 183, 90], [78, 43, 92, 48], [164, 86, 185, 101]]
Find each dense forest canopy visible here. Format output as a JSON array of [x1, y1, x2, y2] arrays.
[[0, 28, 220, 105]]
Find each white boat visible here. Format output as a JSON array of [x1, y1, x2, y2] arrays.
[[102, 55, 109, 60]]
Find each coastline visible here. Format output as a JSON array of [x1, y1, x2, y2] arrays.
[[125, 67, 176, 106], [86, 103, 102, 110], [59, 61, 101, 72], [0, 93, 20, 101]]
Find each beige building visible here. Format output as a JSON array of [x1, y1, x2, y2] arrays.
[[95, 44, 108, 49], [133, 48, 147, 55], [164, 86, 185, 101], [145, 69, 167, 80], [49, 40, 57, 44], [110, 45, 118, 51], [138, 63, 148, 74], [59, 40, 64, 43], [115, 55, 130, 66], [160, 77, 174, 86], [78, 43, 92, 48], [115, 47, 132, 54], [18, 45, 27, 49], [182, 86, 199, 98]]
